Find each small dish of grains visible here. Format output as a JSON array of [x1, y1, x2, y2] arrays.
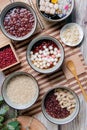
[[37, 0, 74, 22], [42, 87, 80, 125], [0, 2, 37, 41], [1, 71, 39, 110], [60, 23, 84, 47], [26, 36, 64, 74]]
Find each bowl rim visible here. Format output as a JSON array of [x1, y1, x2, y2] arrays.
[[26, 35, 65, 74], [1, 71, 39, 110], [41, 86, 80, 125], [0, 2, 37, 41], [36, 0, 74, 22]]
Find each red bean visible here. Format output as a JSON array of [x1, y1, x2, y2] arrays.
[[4, 7, 35, 37], [45, 91, 70, 119], [0, 45, 17, 69]]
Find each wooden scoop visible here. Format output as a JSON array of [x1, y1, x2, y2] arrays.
[[66, 60, 87, 101]]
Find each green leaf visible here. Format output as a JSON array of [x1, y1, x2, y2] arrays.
[[0, 122, 3, 128], [8, 121, 19, 127], [7, 121, 20, 130], [7, 124, 15, 130], [0, 106, 9, 116], [0, 116, 4, 123]]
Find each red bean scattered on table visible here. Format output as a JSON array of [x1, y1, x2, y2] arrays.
[[0, 45, 17, 69], [4, 7, 35, 37]]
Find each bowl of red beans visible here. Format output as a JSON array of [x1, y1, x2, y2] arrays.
[[42, 86, 80, 125], [0, 2, 37, 41], [26, 36, 64, 74]]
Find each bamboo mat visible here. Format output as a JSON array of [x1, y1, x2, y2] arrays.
[[0, 0, 87, 116]]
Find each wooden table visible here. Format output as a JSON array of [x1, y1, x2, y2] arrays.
[[0, 0, 87, 130]]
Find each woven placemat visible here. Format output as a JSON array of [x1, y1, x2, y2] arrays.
[[0, 0, 87, 116]]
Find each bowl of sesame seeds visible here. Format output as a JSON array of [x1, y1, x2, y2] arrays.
[[26, 36, 64, 74], [37, 0, 74, 22]]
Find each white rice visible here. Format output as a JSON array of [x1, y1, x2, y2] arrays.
[[6, 75, 37, 105]]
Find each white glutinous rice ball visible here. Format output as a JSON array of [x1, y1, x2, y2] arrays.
[[50, 50, 54, 54], [43, 45, 46, 49], [40, 6, 45, 12], [40, 0, 45, 6], [39, 50, 43, 54], [49, 46, 53, 50], [50, 8, 55, 15], [54, 48, 58, 51], [45, 48, 49, 52], [45, 7, 50, 14], [56, 53, 61, 58], [54, 4, 59, 10], [47, 63, 50, 67], [49, 3, 54, 8], [45, 1, 50, 7], [53, 62, 57, 66]]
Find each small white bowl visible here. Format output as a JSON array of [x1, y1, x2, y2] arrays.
[[60, 23, 84, 47]]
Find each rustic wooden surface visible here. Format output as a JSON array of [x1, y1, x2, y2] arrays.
[[0, 0, 87, 130]]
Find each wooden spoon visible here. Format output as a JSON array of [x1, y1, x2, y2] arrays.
[[66, 60, 87, 101]]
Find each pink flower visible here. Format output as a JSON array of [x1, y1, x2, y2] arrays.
[[64, 5, 69, 10]]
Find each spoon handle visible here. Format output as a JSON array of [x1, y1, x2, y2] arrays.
[[75, 75, 87, 101]]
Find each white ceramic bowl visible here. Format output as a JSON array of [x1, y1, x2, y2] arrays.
[[60, 23, 84, 47]]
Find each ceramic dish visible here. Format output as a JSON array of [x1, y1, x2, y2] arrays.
[[26, 36, 64, 74], [42, 86, 80, 125], [0, 2, 37, 41], [60, 23, 84, 47], [36, 0, 74, 22], [1, 71, 39, 110]]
